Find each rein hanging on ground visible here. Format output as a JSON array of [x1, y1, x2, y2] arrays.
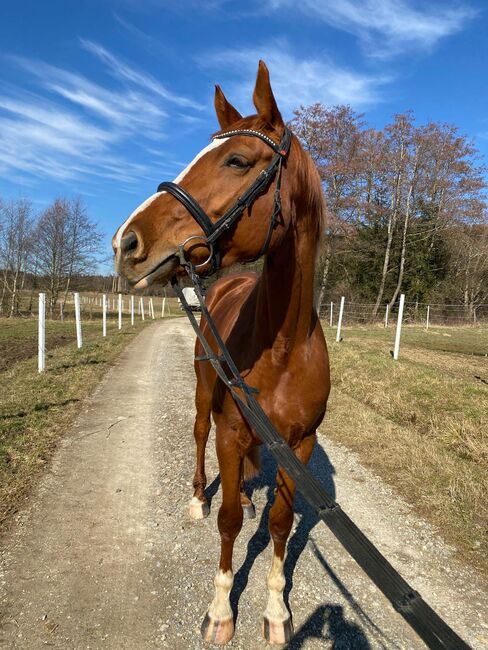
[[172, 266, 470, 650], [158, 127, 292, 275]]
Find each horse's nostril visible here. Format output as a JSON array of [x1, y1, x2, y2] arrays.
[[120, 231, 138, 254]]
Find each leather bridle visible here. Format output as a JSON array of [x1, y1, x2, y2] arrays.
[[157, 127, 292, 276]]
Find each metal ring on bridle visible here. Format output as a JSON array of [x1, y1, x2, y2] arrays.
[[178, 235, 214, 269]]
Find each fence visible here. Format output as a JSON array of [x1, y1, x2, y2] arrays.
[[320, 295, 487, 361], [319, 300, 488, 328], [36, 292, 173, 373], [33, 293, 488, 371]]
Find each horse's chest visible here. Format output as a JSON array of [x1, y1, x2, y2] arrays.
[[245, 348, 329, 442]]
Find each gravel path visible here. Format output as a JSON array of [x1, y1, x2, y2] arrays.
[[0, 319, 486, 649]]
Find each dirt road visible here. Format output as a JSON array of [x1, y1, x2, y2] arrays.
[[0, 320, 486, 649]]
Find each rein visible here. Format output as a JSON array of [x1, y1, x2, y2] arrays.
[[157, 127, 292, 275], [162, 127, 470, 650]]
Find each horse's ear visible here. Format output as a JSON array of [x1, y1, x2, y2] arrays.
[[252, 60, 284, 128], [214, 85, 242, 129]]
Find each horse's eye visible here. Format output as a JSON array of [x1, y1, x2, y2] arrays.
[[226, 156, 249, 169]]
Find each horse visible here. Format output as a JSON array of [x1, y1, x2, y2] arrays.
[[113, 61, 330, 646]]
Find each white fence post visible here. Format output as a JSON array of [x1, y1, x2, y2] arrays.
[[385, 304, 389, 328], [38, 293, 46, 373], [102, 294, 107, 337], [336, 296, 345, 343], [329, 302, 333, 327], [162, 297, 166, 318], [393, 293, 405, 361], [130, 295, 135, 326], [118, 293, 122, 330], [426, 305, 430, 330], [140, 297, 145, 321], [74, 292, 82, 349], [149, 297, 155, 319]]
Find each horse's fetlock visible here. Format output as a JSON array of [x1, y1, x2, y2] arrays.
[[267, 572, 285, 593]]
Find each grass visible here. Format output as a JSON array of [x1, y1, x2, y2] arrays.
[[0, 315, 156, 528], [323, 323, 488, 574]]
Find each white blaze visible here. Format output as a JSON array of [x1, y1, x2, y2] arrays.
[[114, 138, 229, 249]]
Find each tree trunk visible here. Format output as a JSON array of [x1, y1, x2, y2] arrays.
[[372, 163, 403, 318], [389, 162, 416, 309], [317, 253, 331, 314]]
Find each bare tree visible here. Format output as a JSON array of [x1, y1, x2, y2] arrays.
[[33, 197, 103, 317], [0, 199, 35, 317]]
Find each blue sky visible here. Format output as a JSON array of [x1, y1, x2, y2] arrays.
[[1, 0, 486, 267]]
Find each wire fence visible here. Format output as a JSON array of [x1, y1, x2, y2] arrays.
[[0, 291, 177, 321], [318, 300, 488, 328]]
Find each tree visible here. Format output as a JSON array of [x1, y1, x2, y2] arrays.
[[0, 199, 35, 317], [33, 197, 103, 317]]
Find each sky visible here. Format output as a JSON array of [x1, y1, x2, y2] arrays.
[[1, 0, 487, 268]]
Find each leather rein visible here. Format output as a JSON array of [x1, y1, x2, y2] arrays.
[[157, 127, 292, 275]]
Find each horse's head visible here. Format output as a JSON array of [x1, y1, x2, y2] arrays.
[[113, 61, 295, 290]]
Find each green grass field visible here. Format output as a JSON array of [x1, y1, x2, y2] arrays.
[[323, 323, 488, 574]]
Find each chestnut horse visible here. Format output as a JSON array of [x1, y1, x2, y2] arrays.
[[113, 61, 330, 645]]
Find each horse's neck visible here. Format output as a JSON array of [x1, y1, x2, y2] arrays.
[[254, 220, 317, 351]]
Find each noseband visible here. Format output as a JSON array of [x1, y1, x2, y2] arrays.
[[157, 127, 292, 276]]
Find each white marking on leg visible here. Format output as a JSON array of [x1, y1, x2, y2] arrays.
[[188, 495, 209, 519], [264, 553, 288, 622], [208, 569, 233, 621], [114, 138, 229, 248]]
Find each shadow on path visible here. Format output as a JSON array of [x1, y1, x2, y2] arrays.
[[286, 604, 371, 649]]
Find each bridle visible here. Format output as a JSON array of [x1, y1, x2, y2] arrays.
[[157, 126, 292, 276]]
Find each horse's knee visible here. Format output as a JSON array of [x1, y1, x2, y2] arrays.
[[217, 503, 243, 542]]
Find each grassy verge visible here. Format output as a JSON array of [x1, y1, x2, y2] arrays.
[[323, 324, 488, 574], [0, 317, 153, 528]]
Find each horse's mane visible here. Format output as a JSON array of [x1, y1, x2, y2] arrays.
[[213, 115, 325, 250], [288, 133, 325, 247]]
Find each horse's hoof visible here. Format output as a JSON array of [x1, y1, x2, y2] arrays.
[[201, 612, 235, 645], [189, 496, 210, 520], [262, 615, 294, 645], [242, 502, 256, 520]]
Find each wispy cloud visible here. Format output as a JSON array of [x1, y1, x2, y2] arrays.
[[80, 39, 204, 111], [0, 43, 203, 188], [201, 41, 388, 114], [9, 55, 167, 130], [0, 91, 150, 184], [265, 0, 476, 57]]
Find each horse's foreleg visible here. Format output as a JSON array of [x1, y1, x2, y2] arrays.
[[201, 432, 243, 645], [189, 389, 211, 519], [263, 432, 316, 645]]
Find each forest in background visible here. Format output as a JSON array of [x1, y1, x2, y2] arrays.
[[1, 103, 487, 320]]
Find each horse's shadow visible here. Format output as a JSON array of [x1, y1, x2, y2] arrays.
[[205, 439, 396, 649]]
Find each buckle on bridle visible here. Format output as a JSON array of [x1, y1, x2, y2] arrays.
[[178, 235, 214, 269]]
